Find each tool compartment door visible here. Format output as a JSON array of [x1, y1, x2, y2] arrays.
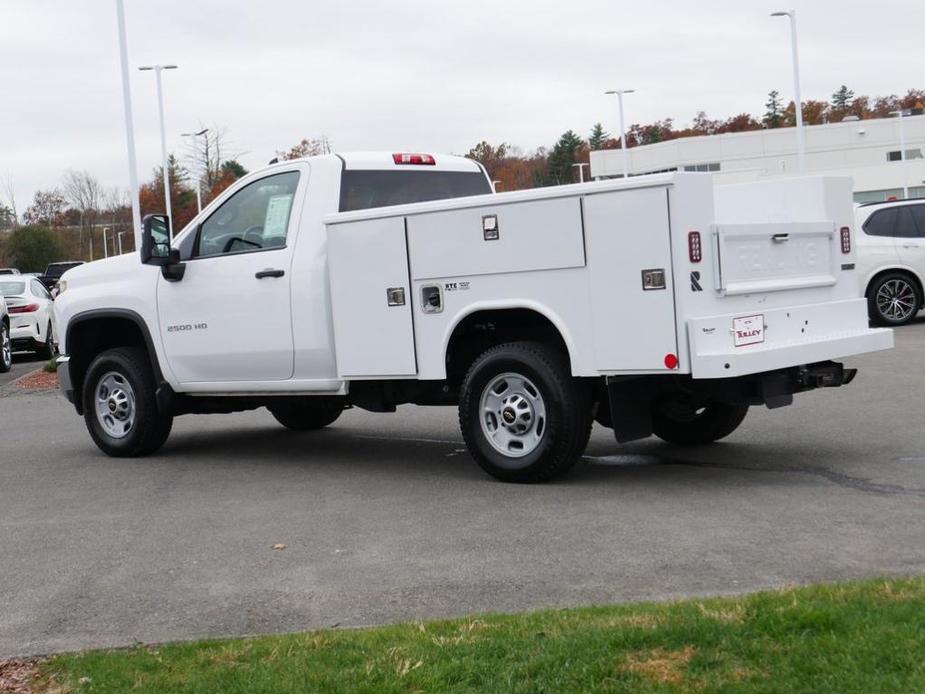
[[583, 186, 678, 371], [327, 217, 417, 378]]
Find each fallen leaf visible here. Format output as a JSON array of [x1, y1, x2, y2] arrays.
[[272, 543, 287, 550]]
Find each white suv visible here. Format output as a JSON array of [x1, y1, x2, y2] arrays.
[[0, 295, 10, 373], [856, 199, 925, 325]]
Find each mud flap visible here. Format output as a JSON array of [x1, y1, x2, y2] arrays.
[[606, 377, 656, 443]]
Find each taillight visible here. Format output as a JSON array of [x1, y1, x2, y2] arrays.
[[392, 153, 436, 165], [840, 226, 851, 254], [688, 231, 702, 263], [9, 303, 39, 314]]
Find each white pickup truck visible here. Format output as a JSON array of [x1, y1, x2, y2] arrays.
[[55, 151, 893, 482]]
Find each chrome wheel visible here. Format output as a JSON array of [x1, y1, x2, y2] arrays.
[[94, 371, 136, 439], [876, 278, 917, 323], [479, 372, 547, 458]]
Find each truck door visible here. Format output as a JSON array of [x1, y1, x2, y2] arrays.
[[156, 168, 305, 384]]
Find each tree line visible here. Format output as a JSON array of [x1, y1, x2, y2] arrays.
[[468, 86, 925, 192]]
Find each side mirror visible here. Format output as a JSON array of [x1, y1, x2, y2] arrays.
[[141, 214, 172, 266]]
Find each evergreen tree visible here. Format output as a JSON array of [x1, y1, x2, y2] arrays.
[[588, 123, 610, 150], [763, 90, 784, 128], [831, 85, 855, 110], [547, 130, 585, 184]]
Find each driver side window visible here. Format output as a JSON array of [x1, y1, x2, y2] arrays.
[[195, 171, 300, 258]]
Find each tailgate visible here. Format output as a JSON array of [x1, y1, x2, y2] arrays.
[[713, 222, 838, 295]]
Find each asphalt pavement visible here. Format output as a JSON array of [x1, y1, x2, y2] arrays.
[[0, 352, 45, 388], [1, 318, 924, 657]]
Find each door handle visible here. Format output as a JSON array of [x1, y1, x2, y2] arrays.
[[771, 233, 790, 243], [902, 243, 916, 249], [255, 269, 285, 279]]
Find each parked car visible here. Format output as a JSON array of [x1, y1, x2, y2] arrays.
[[54, 152, 891, 482], [40, 261, 84, 293], [0, 276, 57, 358], [856, 198, 925, 325], [0, 294, 10, 373], [0, 268, 20, 275]]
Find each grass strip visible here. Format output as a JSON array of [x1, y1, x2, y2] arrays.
[[37, 576, 925, 693]]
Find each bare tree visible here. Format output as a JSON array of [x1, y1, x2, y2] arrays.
[[276, 136, 332, 161], [0, 175, 17, 227], [181, 123, 242, 197], [62, 169, 103, 257]]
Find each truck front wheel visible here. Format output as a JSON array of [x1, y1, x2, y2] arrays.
[[268, 402, 343, 430], [459, 341, 591, 483], [652, 400, 748, 445], [83, 347, 173, 457]]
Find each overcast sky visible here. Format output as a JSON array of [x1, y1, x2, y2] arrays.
[[1, 0, 922, 211]]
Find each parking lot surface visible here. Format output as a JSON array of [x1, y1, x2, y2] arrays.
[[0, 353, 44, 388], [1, 319, 924, 657]]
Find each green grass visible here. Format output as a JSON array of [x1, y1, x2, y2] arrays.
[[37, 577, 925, 693], [42, 359, 57, 373]]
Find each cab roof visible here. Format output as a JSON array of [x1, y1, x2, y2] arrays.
[[336, 151, 483, 173]]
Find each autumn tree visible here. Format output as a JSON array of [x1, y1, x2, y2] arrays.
[[628, 119, 675, 146], [23, 189, 67, 227], [277, 137, 332, 161], [715, 113, 761, 133], [181, 124, 242, 201], [588, 123, 611, 150], [465, 141, 508, 178], [207, 159, 250, 200], [139, 155, 198, 231]]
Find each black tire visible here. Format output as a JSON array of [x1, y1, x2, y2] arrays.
[[0, 321, 11, 373], [36, 321, 57, 360], [867, 272, 922, 326], [459, 341, 591, 483], [268, 401, 343, 431], [82, 347, 173, 457], [653, 400, 748, 445]]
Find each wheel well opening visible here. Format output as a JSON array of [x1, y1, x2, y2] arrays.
[[867, 269, 924, 308], [67, 317, 153, 410], [445, 309, 570, 386]]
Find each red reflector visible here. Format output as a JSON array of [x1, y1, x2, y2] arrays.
[[664, 353, 679, 369], [688, 231, 702, 263], [840, 226, 851, 254], [392, 153, 436, 165], [9, 303, 39, 314]]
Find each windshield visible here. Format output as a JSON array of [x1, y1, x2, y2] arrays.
[[0, 281, 25, 296], [339, 170, 492, 212]]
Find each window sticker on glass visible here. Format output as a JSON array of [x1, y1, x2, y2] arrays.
[[263, 194, 294, 238]]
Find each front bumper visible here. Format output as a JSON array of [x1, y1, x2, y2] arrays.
[[57, 355, 74, 404], [688, 298, 893, 379]]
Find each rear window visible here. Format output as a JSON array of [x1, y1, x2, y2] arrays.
[[0, 281, 25, 296], [863, 208, 897, 237], [339, 170, 492, 212], [45, 263, 81, 279]]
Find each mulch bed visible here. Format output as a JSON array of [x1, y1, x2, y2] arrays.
[[13, 370, 58, 392], [0, 659, 38, 694]]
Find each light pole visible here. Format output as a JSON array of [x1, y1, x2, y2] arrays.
[[103, 227, 110, 258], [571, 162, 589, 183], [115, 0, 142, 251], [771, 10, 806, 174], [890, 109, 909, 199], [118, 230, 128, 254], [181, 127, 209, 213], [605, 89, 635, 178], [138, 63, 178, 235]]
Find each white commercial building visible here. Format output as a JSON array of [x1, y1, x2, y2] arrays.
[[590, 113, 925, 203]]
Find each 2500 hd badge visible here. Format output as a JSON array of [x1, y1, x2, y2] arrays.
[[167, 323, 208, 333]]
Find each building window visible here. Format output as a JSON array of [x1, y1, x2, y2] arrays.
[[683, 162, 721, 172], [886, 149, 923, 162], [853, 188, 905, 204]]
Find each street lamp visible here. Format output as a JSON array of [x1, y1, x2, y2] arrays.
[[571, 162, 589, 183], [181, 127, 209, 213], [605, 89, 635, 178], [115, 0, 142, 252], [771, 10, 806, 174], [138, 63, 178, 236], [890, 109, 910, 199]]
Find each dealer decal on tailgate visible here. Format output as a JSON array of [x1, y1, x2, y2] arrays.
[[733, 314, 764, 347]]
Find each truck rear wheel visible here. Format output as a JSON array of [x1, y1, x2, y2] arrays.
[[268, 402, 343, 430], [652, 400, 748, 445], [83, 347, 173, 457], [459, 341, 591, 483]]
